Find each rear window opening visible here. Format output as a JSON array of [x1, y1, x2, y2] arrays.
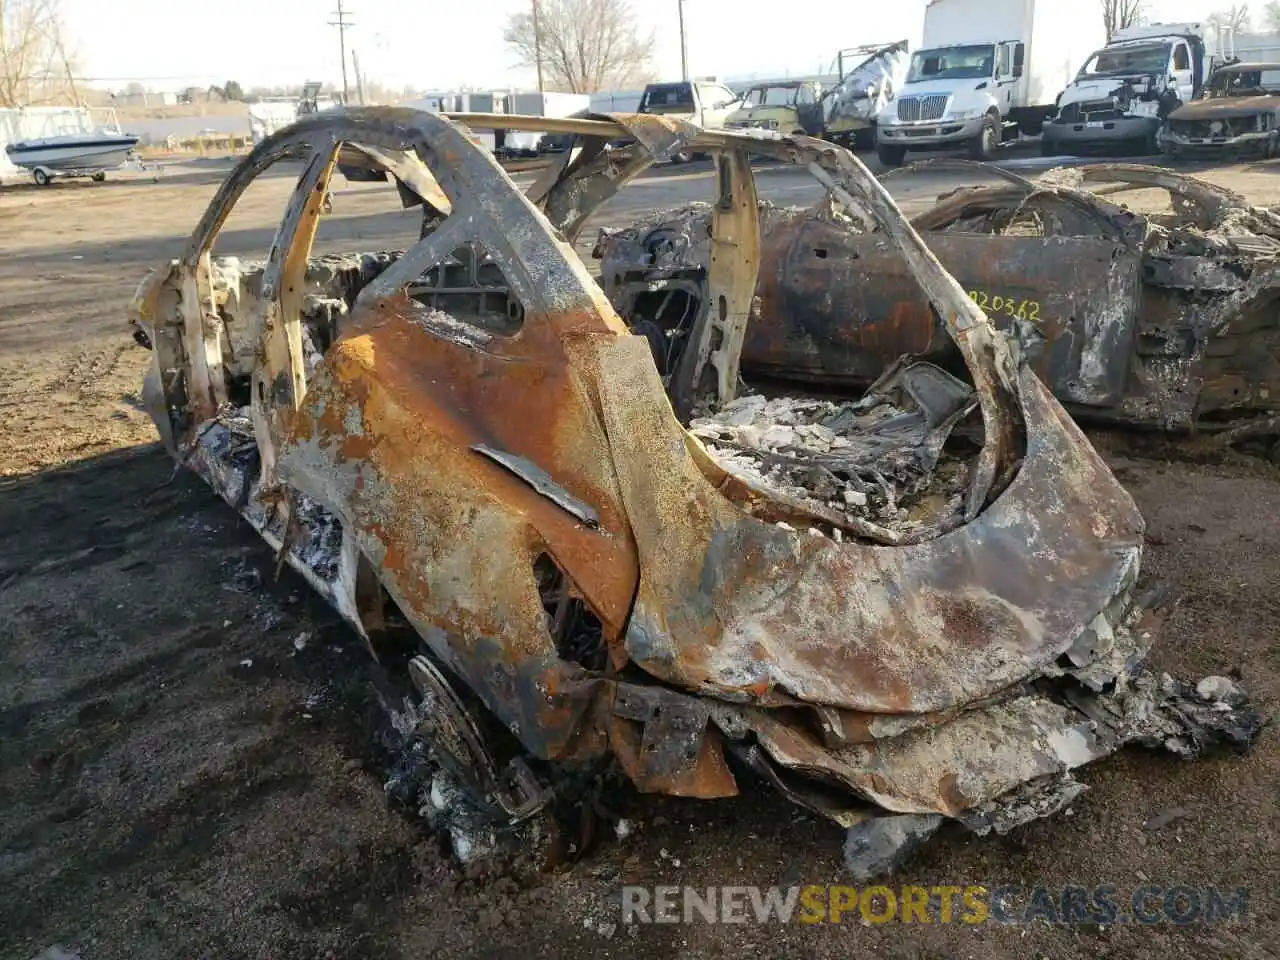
[[639, 84, 695, 112]]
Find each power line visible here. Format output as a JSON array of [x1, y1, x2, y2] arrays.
[[328, 0, 355, 103]]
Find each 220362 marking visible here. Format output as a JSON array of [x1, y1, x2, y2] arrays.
[[968, 289, 1041, 322]]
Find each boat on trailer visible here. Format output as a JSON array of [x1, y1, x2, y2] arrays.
[[5, 129, 141, 185]]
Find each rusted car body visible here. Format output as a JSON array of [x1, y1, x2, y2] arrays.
[[128, 108, 1257, 873], [599, 159, 1280, 444], [1161, 62, 1280, 159]]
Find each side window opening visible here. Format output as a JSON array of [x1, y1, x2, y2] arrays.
[[204, 161, 308, 409], [407, 241, 525, 336], [349, 155, 525, 338], [1173, 43, 1190, 71]]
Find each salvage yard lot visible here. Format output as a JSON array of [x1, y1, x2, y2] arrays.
[[0, 156, 1277, 960]]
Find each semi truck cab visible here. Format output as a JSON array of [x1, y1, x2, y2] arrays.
[[875, 40, 1026, 165], [873, 0, 1101, 167]]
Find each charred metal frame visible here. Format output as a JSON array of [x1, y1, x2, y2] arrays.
[[129, 109, 1258, 856]]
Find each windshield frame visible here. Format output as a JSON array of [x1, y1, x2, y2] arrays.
[[638, 83, 695, 112], [743, 84, 808, 107], [1078, 41, 1172, 78], [905, 44, 996, 83]]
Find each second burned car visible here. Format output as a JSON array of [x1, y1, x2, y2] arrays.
[[597, 159, 1280, 450], [1161, 61, 1280, 159]]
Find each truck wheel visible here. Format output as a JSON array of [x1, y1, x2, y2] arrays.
[[671, 149, 692, 164], [968, 114, 1000, 161], [877, 144, 907, 167]]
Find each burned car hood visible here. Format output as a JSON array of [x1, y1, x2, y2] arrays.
[[1170, 94, 1280, 120], [1062, 76, 1153, 101]]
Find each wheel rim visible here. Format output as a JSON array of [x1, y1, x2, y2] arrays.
[[408, 654, 502, 803]]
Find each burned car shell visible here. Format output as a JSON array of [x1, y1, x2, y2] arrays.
[[129, 109, 1257, 869], [598, 159, 1280, 439], [1161, 62, 1280, 159]]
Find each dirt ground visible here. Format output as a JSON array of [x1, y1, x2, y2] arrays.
[[0, 155, 1276, 960]]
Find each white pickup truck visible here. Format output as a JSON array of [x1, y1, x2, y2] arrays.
[[636, 79, 743, 163]]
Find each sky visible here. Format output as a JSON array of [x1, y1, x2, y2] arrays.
[[60, 0, 1221, 93]]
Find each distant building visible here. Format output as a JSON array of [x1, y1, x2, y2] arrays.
[[112, 90, 179, 107]]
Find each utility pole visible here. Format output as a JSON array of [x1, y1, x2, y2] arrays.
[[677, 0, 688, 81], [531, 0, 545, 92], [328, 0, 355, 103], [352, 49, 366, 104]]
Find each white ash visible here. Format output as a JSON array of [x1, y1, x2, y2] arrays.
[[691, 392, 970, 535]]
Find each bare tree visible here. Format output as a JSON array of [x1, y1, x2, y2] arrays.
[[1265, 0, 1280, 31], [1207, 3, 1252, 46], [503, 0, 655, 94], [0, 0, 80, 107], [1102, 0, 1147, 39]]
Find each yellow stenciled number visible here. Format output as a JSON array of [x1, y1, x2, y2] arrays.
[[967, 288, 1042, 323]]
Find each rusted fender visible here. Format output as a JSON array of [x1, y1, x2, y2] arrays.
[[262, 108, 645, 764], [279, 295, 640, 763]]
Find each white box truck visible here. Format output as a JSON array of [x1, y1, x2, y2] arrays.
[[1042, 23, 1215, 155], [875, 0, 1105, 165]]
